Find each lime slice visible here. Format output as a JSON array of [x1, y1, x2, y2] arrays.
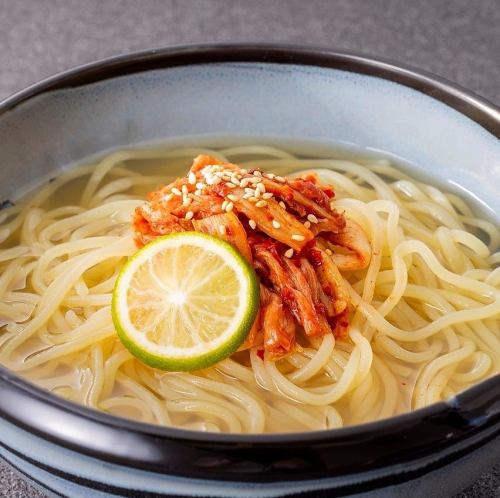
[[112, 232, 259, 371]]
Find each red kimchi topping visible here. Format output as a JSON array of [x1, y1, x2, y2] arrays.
[[133, 155, 372, 358]]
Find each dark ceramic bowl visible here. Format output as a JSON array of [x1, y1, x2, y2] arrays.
[[0, 44, 499, 498]]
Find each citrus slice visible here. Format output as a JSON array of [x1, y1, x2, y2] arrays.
[[112, 232, 259, 371]]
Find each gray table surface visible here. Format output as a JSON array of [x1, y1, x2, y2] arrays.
[[0, 0, 498, 497]]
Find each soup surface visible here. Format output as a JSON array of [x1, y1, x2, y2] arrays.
[[0, 142, 499, 433]]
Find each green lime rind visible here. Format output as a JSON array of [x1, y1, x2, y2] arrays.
[[111, 232, 260, 372]]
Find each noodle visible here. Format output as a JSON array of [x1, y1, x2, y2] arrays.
[[0, 143, 498, 433]]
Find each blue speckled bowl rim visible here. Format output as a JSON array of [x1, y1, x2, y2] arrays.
[[0, 44, 499, 485]]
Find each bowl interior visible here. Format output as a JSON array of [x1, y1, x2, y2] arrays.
[[0, 60, 498, 218]]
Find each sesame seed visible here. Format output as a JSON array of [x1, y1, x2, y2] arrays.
[[195, 189, 202, 196], [304, 221, 311, 228], [172, 187, 182, 196], [240, 168, 247, 174], [243, 193, 253, 199], [266, 173, 276, 179], [279, 201, 286, 209], [183, 197, 192, 206], [240, 178, 250, 188], [256, 200, 267, 208], [225, 201, 234, 212], [227, 194, 238, 202], [307, 214, 319, 224], [196, 182, 204, 190], [256, 183, 266, 193], [249, 219, 257, 230], [254, 170, 262, 177], [185, 211, 194, 220], [245, 187, 255, 195], [254, 189, 261, 198], [262, 192, 274, 199], [275, 176, 286, 183], [163, 193, 173, 202], [325, 249, 333, 256], [291, 234, 305, 241], [219, 225, 226, 235], [215, 172, 225, 178], [249, 197, 259, 203], [208, 176, 222, 185], [272, 220, 281, 229], [249, 177, 261, 184], [226, 182, 237, 188], [284, 248, 294, 258], [222, 200, 228, 210], [182, 185, 188, 194], [188, 172, 196, 184]]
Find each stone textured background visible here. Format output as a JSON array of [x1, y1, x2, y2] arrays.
[[0, 0, 498, 496]]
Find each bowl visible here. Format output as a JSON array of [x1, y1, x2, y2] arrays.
[[0, 44, 499, 498]]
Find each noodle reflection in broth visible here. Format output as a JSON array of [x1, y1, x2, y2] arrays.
[[0, 144, 499, 433]]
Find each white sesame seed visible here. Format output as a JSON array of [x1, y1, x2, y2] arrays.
[[219, 225, 226, 235], [284, 248, 294, 258], [240, 169, 247, 174], [307, 214, 319, 224], [272, 220, 281, 229], [256, 200, 267, 208], [262, 192, 274, 199], [249, 177, 261, 184], [240, 178, 250, 188], [304, 221, 311, 229], [208, 176, 222, 185], [254, 189, 261, 198], [249, 219, 257, 230], [254, 170, 262, 177], [195, 189, 202, 196], [163, 193, 173, 202], [182, 185, 188, 194], [279, 201, 286, 209], [172, 187, 182, 196], [226, 182, 237, 188], [291, 234, 305, 241], [215, 172, 225, 178], [196, 182, 204, 190], [185, 211, 194, 220], [188, 172, 196, 184], [244, 187, 255, 195], [266, 173, 276, 179], [325, 248, 333, 256], [275, 176, 286, 183], [183, 197, 192, 206], [249, 197, 259, 203], [243, 193, 253, 199], [222, 200, 228, 210], [227, 194, 238, 202], [256, 183, 266, 193], [225, 201, 234, 212]]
